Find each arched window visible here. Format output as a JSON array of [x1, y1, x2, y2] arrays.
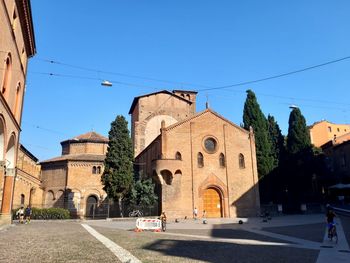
[[197, 152, 204, 168], [92, 166, 97, 174], [239, 153, 245, 169], [20, 194, 25, 205], [96, 166, 101, 174], [2, 54, 12, 98], [14, 82, 21, 118], [175, 151, 182, 160], [219, 153, 225, 167]]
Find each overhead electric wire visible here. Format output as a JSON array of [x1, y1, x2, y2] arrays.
[[35, 58, 213, 89], [27, 55, 350, 108], [197, 55, 350, 91], [29, 71, 162, 90]]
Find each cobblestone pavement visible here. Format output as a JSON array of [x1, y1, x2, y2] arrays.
[[0, 221, 119, 263], [0, 214, 349, 262]]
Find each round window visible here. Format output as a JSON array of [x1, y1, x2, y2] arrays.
[[204, 137, 217, 153]]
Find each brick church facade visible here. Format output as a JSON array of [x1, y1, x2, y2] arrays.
[[131, 90, 260, 218]]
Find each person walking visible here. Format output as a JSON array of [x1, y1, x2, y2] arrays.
[[25, 205, 32, 224], [160, 211, 167, 232], [193, 207, 198, 220], [16, 206, 25, 224]]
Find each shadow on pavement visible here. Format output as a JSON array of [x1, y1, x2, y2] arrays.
[[262, 223, 325, 243], [142, 239, 318, 263]]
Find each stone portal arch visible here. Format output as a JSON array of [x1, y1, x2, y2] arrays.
[[198, 174, 228, 218]]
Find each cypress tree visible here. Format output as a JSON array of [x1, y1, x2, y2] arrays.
[[243, 89, 274, 178], [267, 114, 285, 167], [101, 115, 133, 217], [286, 107, 311, 155]]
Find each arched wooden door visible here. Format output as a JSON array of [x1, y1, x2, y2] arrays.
[[203, 188, 222, 218]]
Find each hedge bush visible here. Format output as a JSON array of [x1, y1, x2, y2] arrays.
[[13, 207, 70, 220]]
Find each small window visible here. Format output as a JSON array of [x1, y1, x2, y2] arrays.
[[92, 166, 97, 174], [219, 153, 225, 167], [239, 153, 245, 169], [337, 128, 340, 132], [197, 152, 204, 168], [175, 152, 182, 160], [328, 126, 332, 132], [96, 166, 101, 174]]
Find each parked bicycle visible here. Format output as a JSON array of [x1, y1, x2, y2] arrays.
[[128, 210, 143, 217]]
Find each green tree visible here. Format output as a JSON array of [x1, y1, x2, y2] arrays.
[[127, 178, 158, 208], [243, 89, 274, 178], [267, 114, 285, 167], [101, 115, 133, 217], [286, 107, 311, 154]]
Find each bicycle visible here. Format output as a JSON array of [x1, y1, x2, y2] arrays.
[[328, 223, 338, 243], [128, 210, 143, 217]]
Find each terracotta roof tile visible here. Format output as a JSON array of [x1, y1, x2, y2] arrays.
[[67, 131, 108, 143], [41, 154, 105, 164]]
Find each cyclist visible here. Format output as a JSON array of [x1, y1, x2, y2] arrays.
[[160, 212, 167, 232], [326, 208, 336, 238]]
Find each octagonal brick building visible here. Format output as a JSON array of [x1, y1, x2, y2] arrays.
[[40, 132, 108, 218]]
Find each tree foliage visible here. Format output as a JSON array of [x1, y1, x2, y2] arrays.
[[243, 89, 274, 178], [126, 178, 158, 208], [101, 115, 133, 205], [286, 108, 311, 155], [267, 114, 285, 168]]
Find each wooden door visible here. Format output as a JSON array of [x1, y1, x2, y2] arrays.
[[203, 188, 222, 218]]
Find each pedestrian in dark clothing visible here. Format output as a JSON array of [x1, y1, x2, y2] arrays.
[[25, 205, 32, 224]]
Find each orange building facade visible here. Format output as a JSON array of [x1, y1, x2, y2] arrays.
[[0, 0, 36, 226], [309, 120, 350, 148]]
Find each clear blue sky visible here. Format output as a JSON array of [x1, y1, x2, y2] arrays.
[[21, 0, 350, 161]]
